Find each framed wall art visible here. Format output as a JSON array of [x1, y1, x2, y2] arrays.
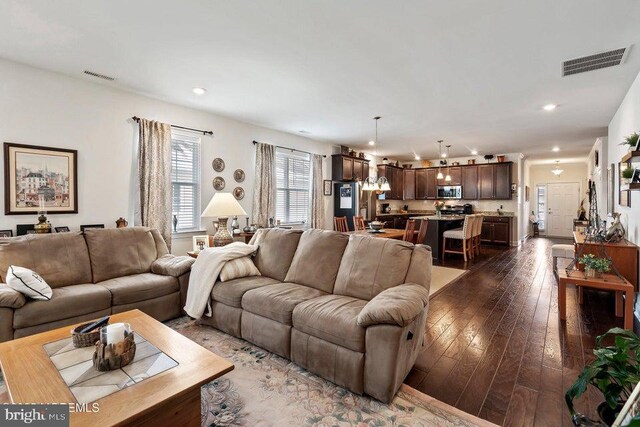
[[323, 180, 332, 196], [4, 143, 78, 215]]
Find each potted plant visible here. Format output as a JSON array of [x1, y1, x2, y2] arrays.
[[578, 254, 611, 278], [566, 328, 640, 426], [622, 167, 635, 185], [620, 132, 639, 151]]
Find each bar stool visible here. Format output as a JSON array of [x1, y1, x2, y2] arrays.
[[472, 214, 484, 257], [442, 215, 475, 262], [552, 244, 575, 277]]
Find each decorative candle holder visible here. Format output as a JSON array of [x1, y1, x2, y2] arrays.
[[93, 323, 136, 371]]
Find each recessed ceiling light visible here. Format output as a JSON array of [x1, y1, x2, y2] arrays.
[[368, 140, 375, 146], [471, 150, 478, 155], [414, 155, 421, 160], [552, 146, 560, 152], [192, 87, 207, 95], [543, 104, 557, 111]]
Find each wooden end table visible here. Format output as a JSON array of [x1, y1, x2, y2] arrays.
[[558, 269, 634, 329], [0, 310, 234, 426]]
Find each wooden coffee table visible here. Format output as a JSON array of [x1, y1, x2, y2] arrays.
[[0, 309, 234, 426]]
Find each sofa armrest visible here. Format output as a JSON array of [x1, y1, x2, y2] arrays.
[[151, 254, 195, 277], [357, 283, 429, 328], [0, 285, 26, 309]]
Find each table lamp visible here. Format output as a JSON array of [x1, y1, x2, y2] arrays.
[[201, 193, 247, 246]]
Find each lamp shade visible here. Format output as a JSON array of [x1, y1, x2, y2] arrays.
[[201, 192, 247, 217]]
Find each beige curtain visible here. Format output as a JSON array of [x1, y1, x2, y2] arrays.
[[310, 154, 325, 229], [137, 119, 173, 249], [252, 142, 276, 227]]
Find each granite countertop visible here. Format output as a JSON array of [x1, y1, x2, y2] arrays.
[[380, 210, 515, 218], [411, 215, 466, 221]]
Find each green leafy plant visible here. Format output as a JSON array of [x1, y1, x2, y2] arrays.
[[620, 132, 639, 149], [579, 254, 612, 273], [566, 328, 640, 423], [622, 167, 635, 179]]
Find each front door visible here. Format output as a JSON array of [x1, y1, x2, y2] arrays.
[[547, 182, 580, 237]]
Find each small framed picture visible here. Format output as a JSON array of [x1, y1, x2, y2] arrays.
[[81, 224, 104, 231], [192, 235, 210, 252], [54, 226, 70, 233], [16, 224, 35, 236], [323, 180, 332, 196], [633, 168, 640, 183], [0, 230, 13, 237]]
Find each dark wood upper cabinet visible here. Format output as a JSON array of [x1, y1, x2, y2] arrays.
[[332, 154, 369, 182], [415, 169, 428, 199], [494, 163, 512, 200], [426, 169, 438, 199], [462, 166, 478, 200], [403, 169, 415, 200], [479, 164, 495, 200]]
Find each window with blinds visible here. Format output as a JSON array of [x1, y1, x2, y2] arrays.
[[171, 131, 201, 232], [275, 148, 310, 225]]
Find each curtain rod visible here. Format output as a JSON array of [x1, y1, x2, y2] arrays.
[[132, 116, 214, 136], [252, 140, 326, 158]]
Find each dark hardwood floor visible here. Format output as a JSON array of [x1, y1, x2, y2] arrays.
[[405, 237, 623, 426]]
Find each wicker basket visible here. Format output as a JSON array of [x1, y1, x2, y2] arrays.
[[71, 322, 103, 348]]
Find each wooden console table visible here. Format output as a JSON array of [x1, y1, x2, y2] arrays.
[[573, 231, 639, 290], [558, 269, 634, 329]]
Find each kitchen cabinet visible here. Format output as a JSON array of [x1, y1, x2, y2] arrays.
[[377, 165, 404, 200], [437, 167, 461, 186], [462, 166, 478, 199], [403, 169, 415, 200], [426, 169, 438, 199], [480, 216, 511, 245], [479, 163, 512, 200], [332, 154, 369, 182], [416, 169, 428, 199]]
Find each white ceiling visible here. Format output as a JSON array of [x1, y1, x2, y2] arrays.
[[1, 0, 639, 161]]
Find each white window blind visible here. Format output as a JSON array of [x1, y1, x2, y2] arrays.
[[275, 148, 310, 225], [171, 131, 201, 231], [536, 185, 546, 231]]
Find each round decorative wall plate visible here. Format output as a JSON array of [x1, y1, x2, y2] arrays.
[[233, 187, 245, 200], [212, 158, 225, 172], [213, 176, 225, 190], [234, 169, 245, 183]]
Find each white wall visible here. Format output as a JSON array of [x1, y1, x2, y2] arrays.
[[0, 59, 336, 253], [587, 137, 608, 221], [608, 71, 640, 299]]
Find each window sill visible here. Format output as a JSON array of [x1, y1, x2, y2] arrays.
[[172, 229, 207, 238]]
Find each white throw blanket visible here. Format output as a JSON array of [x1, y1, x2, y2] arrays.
[[184, 242, 258, 319]]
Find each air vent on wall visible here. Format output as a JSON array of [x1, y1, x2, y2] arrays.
[[83, 70, 116, 81], [562, 47, 629, 77]]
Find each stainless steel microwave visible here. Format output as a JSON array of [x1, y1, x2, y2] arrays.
[[437, 185, 462, 199]]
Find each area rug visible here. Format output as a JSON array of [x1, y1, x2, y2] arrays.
[[430, 266, 467, 297], [0, 318, 493, 426]]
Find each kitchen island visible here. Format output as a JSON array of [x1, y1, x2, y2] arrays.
[[412, 215, 465, 260]]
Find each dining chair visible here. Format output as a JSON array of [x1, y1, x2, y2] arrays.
[[402, 219, 417, 242], [442, 215, 475, 262], [416, 219, 428, 245], [334, 216, 349, 232], [353, 216, 366, 231], [472, 215, 484, 256]]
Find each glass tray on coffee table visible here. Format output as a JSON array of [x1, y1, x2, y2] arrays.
[[42, 333, 178, 404]]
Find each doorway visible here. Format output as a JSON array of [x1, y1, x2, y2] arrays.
[[546, 182, 580, 238]]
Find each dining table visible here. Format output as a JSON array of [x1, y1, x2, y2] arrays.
[[343, 228, 412, 240]]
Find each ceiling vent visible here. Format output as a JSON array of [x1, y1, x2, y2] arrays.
[[562, 47, 629, 77], [83, 70, 116, 81]]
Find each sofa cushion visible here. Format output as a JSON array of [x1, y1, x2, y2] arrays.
[[357, 283, 430, 327], [211, 276, 279, 308], [84, 227, 159, 283], [219, 257, 261, 282], [333, 235, 414, 301], [283, 229, 349, 293], [292, 294, 367, 352], [242, 282, 327, 325], [150, 255, 194, 277], [250, 228, 303, 281], [0, 233, 92, 288], [6, 266, 52, 301], [14, 284, 111, 329], [98, 273, 178, 305], [0, 286, 26, 309]]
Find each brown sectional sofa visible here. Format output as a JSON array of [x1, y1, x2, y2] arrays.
[[0, 227, 193, 342], [200, 228, 432, 402]]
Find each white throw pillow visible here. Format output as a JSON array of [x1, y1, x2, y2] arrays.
[[219, 257, 261, 282], [6, 266, 52, 301]]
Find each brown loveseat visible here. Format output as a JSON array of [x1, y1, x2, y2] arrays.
[[0, 227, 193, 342], [200, 228, 432, 402]]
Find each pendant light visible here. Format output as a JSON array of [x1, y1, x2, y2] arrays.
[[436, 140, 444, 180], [551, 161, 564, 176], [362, 116, 391, 192], [445, 145, 452, 182]]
